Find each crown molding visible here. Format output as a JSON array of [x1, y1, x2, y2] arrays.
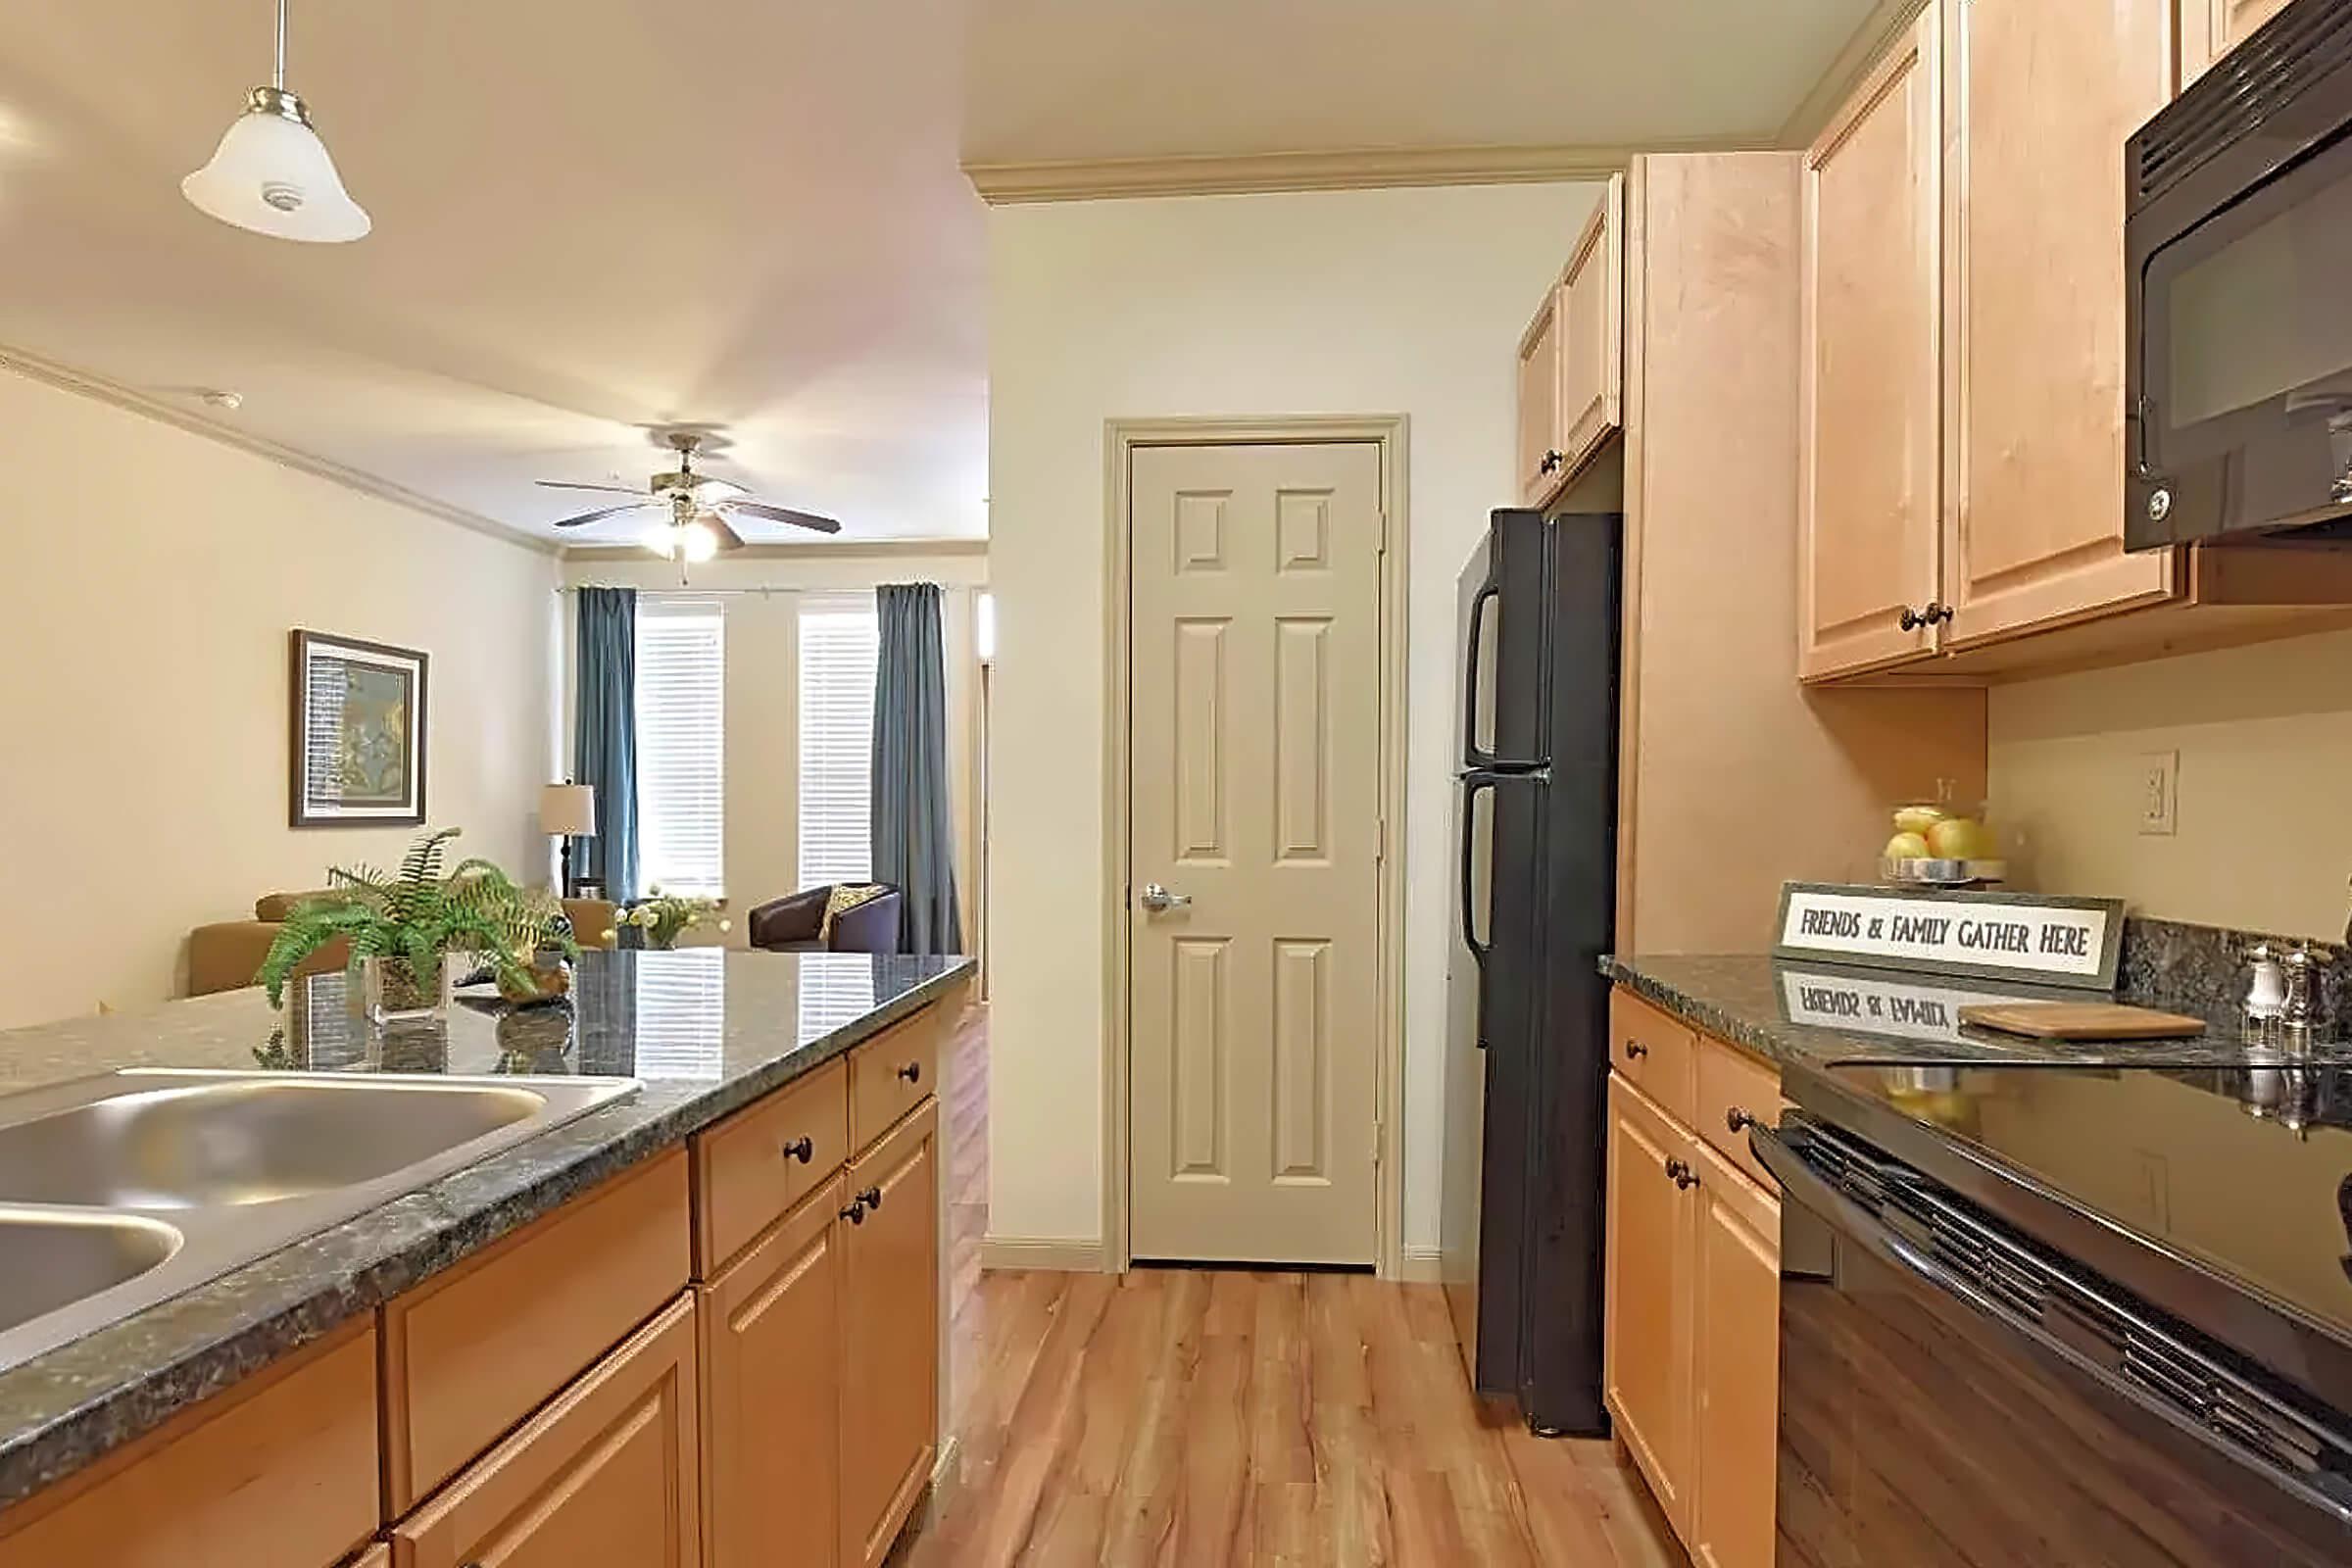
[[963, 137, 1756, 205], [0, 344, 558, 556], [1778, 0, 1931, 148], [561, 537, 989, 563]]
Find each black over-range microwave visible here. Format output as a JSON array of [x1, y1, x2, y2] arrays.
[[2127, 0, 2352, 551]]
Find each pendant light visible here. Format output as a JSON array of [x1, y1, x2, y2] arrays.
[[181, 0, 369, 242]]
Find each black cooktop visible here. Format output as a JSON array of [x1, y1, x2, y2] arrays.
[[1812, 1058, 2352, 1366]]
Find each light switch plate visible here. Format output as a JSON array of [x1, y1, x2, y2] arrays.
[[2137, 750, 2179, 836]]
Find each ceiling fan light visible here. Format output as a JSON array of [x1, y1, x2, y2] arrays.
[[642, 525, 679, 559], [679, 519, 721, 563], [182, 87, 369, 243]]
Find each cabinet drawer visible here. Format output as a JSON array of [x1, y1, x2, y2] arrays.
[[850, 1006, 942, 1151], [1695, 1035, 1784, 1191], [694, 1056, 849, 1277], [392, 1292, 700, 1568], [1610, 989, 1696, 1126], [0, 1323, 377, 1568], [382, 1148, 691, 1514]]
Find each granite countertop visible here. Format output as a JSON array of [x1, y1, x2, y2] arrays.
[[0, 948, 972, 1509], [1602, 952, 2352, 1071]]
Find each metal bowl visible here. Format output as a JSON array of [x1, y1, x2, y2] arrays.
[[1882, 856, 2009, 888]]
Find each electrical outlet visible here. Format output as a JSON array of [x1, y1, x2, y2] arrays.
[[2137, 750, 2179, 836]]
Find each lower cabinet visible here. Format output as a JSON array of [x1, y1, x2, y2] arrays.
[[392, 1292, 702, 1568], [702, 1174, 846, 1568], [1604, 1067, 1782, 1568], [840, 1101, 943, 1568], [700, 1096, 941, 1568]]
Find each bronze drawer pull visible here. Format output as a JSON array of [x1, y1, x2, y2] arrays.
[[1623, 1039, 1648, 1061], [897, 1061, 922, 1085], [781, 1135, 814, 1163]]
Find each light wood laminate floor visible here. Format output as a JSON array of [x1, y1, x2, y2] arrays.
[[904, 1004, 1686, 1567]]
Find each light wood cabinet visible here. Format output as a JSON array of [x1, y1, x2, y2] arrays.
[[702, 1175, 847, 1568], [1939, 0, 2175, 649], [1689, 1135, 1782, 1568], [351, 1545, 391, 1568], [849, 1005, 944, 1150], [393, 1293, 702, 1568], [1604, 1002, 1784, 1568], [1799, 4, 1944, 679], [695, 1055, 850, 1276], [2181, 0, 2295, 84], [0, 1323, 377, 1568], [839, 1100, 942, 1568], [1603, 1072, 1695, 1531], [1517, 175, 1626, 508], [1516, 286, 1567, 506]]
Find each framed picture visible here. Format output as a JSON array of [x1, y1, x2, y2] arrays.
[[289, 629, 427, 828]]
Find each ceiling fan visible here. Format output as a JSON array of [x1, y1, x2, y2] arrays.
[[537, 429, 843, 563]]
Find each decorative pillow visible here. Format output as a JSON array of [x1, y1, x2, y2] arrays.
[[819, 883, 888, 941]]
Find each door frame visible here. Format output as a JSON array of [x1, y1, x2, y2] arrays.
[[1100, 414, 1411, 1279]]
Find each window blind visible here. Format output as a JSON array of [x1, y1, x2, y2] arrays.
[[634, 598, 725, 898], [798, 592, 879, 889]]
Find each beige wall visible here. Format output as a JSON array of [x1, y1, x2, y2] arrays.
[[558, 550, 989, 946], [987, 180, 1609, 1253], [0, 368, 559, 1029], [1987, 625, 2352, 941]]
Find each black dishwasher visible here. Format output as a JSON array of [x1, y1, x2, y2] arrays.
[[1756, 1062, 2352, 1566]]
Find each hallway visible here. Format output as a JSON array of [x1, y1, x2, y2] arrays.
[[903, 1006, 1686, 1567]]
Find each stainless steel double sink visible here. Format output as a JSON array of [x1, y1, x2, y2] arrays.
[[0, 1069, 639, 1377]]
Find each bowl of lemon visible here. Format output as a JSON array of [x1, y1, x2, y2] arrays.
[[1882, 803, 2007, 887]]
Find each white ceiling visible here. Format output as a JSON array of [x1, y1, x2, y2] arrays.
[[0, 0, 1876, 547]]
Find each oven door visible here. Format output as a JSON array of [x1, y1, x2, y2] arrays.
[[2127, 3, 2352, 549], [1754, 1119, 2352, 1566]]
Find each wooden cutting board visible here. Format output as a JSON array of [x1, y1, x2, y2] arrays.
[[1957, 1002, 2206, 1040]]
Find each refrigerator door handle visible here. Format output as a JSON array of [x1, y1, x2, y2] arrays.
[[1461, 582, 1500, 769], [1458, 772, 1496, 975]]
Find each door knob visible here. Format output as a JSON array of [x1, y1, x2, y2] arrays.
[[1139, 883, 1193, 913]]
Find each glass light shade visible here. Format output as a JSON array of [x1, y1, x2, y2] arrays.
[[182, 96, 370, 243], [679, 519, 720, 563]]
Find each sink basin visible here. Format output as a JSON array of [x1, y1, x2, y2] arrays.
[[0, 1068, 638, 1378], [0, 1078, 552, 1208], [0, 1211, 179, 1337]]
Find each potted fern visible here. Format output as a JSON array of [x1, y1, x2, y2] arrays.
[[258, 828, 579, 1021]]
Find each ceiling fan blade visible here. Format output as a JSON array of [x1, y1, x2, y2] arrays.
[[535, 479, 644, 496], [708, 514, 747, 552], [551, 501, 658, 529], [724, 499, 843, 534]]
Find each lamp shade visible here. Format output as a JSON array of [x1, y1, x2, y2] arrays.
[[540, 783, 597, 837], [181, 92, 370, 243]]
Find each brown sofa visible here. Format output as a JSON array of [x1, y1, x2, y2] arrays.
[[187, 892, 618, 998], [747, 884, 903, 954]]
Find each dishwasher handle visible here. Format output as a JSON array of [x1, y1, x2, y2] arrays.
[[1749, 1120, 2352, 1530]]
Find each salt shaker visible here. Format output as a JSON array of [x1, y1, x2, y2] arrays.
[[2243, 942, 2285, 1048]]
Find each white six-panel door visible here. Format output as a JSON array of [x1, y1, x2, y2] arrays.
[[1126, 440, 1384, 1266]]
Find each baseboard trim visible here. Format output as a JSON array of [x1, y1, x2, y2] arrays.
[[1397, 1244, 1446, 1284], [979, 1234, 1110, 1273]]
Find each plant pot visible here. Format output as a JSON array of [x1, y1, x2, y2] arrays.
[[498, 956, 574, 1006], [353, 954, 453, 1024]]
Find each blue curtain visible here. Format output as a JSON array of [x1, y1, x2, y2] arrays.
[[572, 587, 640, 904], [871, 583, 961, 956]]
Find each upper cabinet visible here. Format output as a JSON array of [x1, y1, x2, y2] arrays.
[[1940, 0, 2175, 647], [1799, 8, 1943, 680], [2181, 0, 2295, 84], [1517, 173, 1626, 509]]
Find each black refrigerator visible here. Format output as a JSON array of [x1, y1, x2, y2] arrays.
[[1439, 507, 1620, 1437]]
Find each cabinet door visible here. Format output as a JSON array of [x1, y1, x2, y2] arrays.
[[1800, 3, 1943, 679], [1517, 285, 1568, 506], [1941, 0, 2176, 647], [703, 1176, 846, 1568], [1688, 1136, 1782, 1568], [394, 1293, 700, 1568], [2181, 0, 2294, 84], [1603, 1072, 1695, 1531], [1556, 172, 1627, 481], [838, 1100, 941, 1568]]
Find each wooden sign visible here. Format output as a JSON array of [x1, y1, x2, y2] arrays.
[[1773, 882, 2124, 991]]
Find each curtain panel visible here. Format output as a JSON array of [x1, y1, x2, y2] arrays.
[[870, 582, 961, 956], [571, 586, 640, 905]]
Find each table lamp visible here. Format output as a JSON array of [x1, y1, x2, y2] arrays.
[[541, 783, 597, 898]]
